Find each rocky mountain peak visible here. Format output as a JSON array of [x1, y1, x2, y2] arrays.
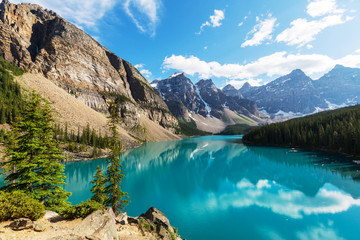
[[0, 1, 179, 132], [222, 84, 243, 97], [153, 73, 208, 118]]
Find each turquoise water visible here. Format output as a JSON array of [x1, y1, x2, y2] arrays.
[[64, 135, 360, 239]]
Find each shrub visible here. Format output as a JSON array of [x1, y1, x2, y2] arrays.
[[0, 191, 45, 221], [60, 200, 103, 219]]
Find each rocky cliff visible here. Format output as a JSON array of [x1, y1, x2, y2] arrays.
[[0, 0, 178, 133]]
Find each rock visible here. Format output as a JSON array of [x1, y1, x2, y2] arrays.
[[74, 207, 118, 240], [9, 218, 34, 231], [0, 0, 179, 132], [157, 225, 172, 240], [127, 217, 139, 225], [43, 210, 59, 220], [47, 234, 82, 240], [34, 222, 46, 232], [143, 207, 173, 233], [115, 212, 128, 225]]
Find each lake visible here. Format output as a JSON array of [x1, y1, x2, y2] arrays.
[[64, 135, 360, 240]]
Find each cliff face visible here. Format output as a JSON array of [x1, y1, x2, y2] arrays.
[[0, 0, 178, 131]]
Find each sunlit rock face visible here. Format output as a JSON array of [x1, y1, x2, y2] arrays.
[[0, 0, 178, 131]]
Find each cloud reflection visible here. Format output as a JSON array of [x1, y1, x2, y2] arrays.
[[212, 179, 360, 219]]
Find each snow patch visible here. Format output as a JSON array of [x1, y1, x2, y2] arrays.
[[169, 72, 183, 78], [274, 110, 303, 117], [195, 87, 211, 116], [325, 100, 348, 110], [150, 83, 158, 88]]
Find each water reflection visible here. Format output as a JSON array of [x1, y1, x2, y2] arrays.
[[64, 136, 360, 240]]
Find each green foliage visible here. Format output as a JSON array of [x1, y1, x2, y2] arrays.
[[0, 191, 45, 221], [104, 101, 129, 215], [243, 105, 360, 156], [178, 119, 210, 136], [219, 124, 255, 135], [54, 123, 110, 150], [1, 92, 70, 206], [0, 57, 24, 124], [139, 218, 151, 232], [60, 200, 103, 219], [90, 166, 108, 204]]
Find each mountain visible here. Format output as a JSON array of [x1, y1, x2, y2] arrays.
[[196, 79, 259, 118], [152, 74, 260, 133], [152, 72, 208, 119], [0, 0, 179, 143], [314, 64, 360, 106], [222, 84, 243, 97], [239, 69, 327, 114]]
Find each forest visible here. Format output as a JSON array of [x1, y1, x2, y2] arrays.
[[243, 105, 360, 156]]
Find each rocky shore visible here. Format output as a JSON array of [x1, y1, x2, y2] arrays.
[[0, 207, 183, 240]]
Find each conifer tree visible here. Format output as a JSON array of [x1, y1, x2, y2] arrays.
[[90, 166, 107, 204], [1, 92, 70, 206], [104, 101, 129, 215]]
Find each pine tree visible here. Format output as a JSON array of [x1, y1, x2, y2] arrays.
[[104, 101, 129, 215], [90, 166, 107, 204], [0, 92, 70, 207]]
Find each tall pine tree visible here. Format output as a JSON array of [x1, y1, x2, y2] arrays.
[[1, 92, 70, 207], [90, 166, 107, 204], [104, 101, 129, 215]]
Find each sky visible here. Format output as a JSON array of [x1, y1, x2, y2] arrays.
[[10, 0, 360, 89]]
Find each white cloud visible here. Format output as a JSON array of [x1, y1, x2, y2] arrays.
[[204, 46, 208, 50], [124, 0, 161, 37], [242, 15, 277, 47], [238, 22, 244, 27], [306, 0, 344, 17], [197, 9, 225, 34], [135, 63, 152, 79], [162, 50, 360, 82], [306, 44, 314, 49], [10, 0, 116, 27], [276, 15, 353, 47]]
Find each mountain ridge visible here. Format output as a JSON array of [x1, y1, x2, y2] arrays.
[[0, 0, 180, 143]]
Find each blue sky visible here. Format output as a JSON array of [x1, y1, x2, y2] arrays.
[[11, 0, 360, 88]]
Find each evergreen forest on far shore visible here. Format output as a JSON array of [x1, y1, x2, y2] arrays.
[[243, 105, 360, 156]]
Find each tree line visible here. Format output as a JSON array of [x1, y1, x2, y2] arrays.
[[243, 105, 360, 156]]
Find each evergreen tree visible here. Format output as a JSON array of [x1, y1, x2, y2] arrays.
[[104, 101, 129, 215], [0, 92, 70, 206], [90, 166, 107, 204]]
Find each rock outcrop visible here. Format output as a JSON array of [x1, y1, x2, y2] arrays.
[[0, 207, 183, 240], [0, 0, 178, 133]]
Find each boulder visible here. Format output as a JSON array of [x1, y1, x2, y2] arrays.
[[9, 218, 34, 231], [74, 207, 118, 240], [157, 225, 173, 240], [115, 212, 128, 225], [43, 210, 59, 220], [144, 207, 173, 233], [34, 222, 46, 232]]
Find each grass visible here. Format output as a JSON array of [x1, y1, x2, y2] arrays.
[[178, 119, 210, 136]]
